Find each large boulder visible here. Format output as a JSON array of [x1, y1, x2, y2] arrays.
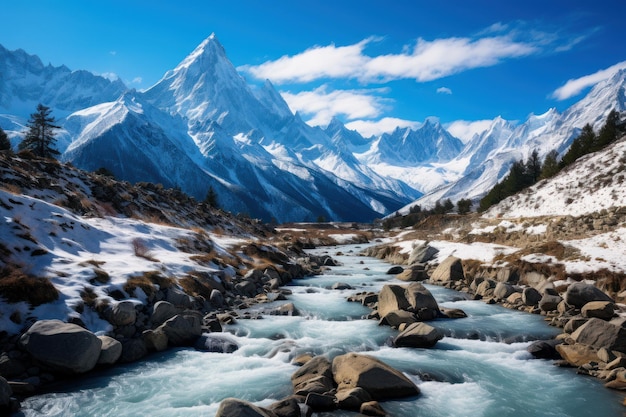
[[555, 344, 599, 367], [493, 282, 516, 300], [522, 287, 542, 306], [564, 282, 613, 309], [394, 322, 443, 348], [407, 241, 439, 265], [475, 279, 496, 298], [0, 376, 11, 408], [396, 265, 428, 282], [581, 301, 616, 320], [430, 256, 464, 283], [335, 387, 372, 410], [539, 293, 562, 312], [216, 398, 278, 417], [97, 335, 122, 365], [157, 314, 202, 346], [151, 301, 178, 326], [386, 266, 404, 275], [495, 268, 519, 284], [142, 329, 168, 352], [19, 320, 102, 374], [109, 301, 136, 326], [291, 355, 334, 396], [379, 310, 417, 328], [404, 282, 439, 320], [377, 285, 410, 318], [267, 397, 301, 417], [194, 334, 239, 353], [527, 339, 563, 359], [332, 353, 419, 400], [570, 318, 626, 352]]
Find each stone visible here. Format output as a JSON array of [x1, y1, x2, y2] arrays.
[[539, 293, 562, 312], [331, 282, 353, 290], [493, 282, 516, 300], [570, 318, 626, 352], [475, 279, 496, 298], [0, 376, 11, 408], [267, 397, 301, 417], [439, 307, 467, 319], [332, 353, 420, 400], [291, 355, 334, 396], [522, 287, 542, 306], [407, 241, 439, 265], [305, 393, 335, 411], [194, 334, 239, 353], [396, 265, 428, 282], [527, 339, 563, 359], [166, 287, 194, 308], [379, 310, 417, 328], [564, 282, 613, 309], [394, 322, 443, 348], [555, 344, 599, 367], [216, 398, 278, 417], [386, 266, 404, 275], [110, 301, 136, 326], [377, 285, 411, 318], [496, 268, 519, 284], [335, 387, 372, 410], [97, 335, 122, 365], [209, 289, 225, 307], [142, 329, 168, 351], [404, 282, 440, 320], [0, 352, 26, 378], [157, 314, 202, 346], [360, 401, 387, 416], [151, 301, 178, 326], [268, 303, 300, 316], [19, 320, 102, 374], [119, 338, 147, 363], [563, 317, 588, 334], [430, 256, 464, 282], [581, 301, 616, 320]]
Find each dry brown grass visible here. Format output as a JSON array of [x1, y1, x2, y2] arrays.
[[131, 238, 159, 262], [124, 271, 174, 299], [0, 183, 21, 195], [179, 271, 224, 299], [0, 267, 59, 306], [90, 268, 110, 284]]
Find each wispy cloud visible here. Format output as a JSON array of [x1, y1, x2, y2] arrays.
[[446, 119, 494, 143], [132, 76, 143, 84], [280, 85, 390, 127], [552, 60, 626, 100], [243, 29, 541, 84], [98, 72, 120, 82], [346, 117, 421, 138], [437, 87, 452, 95]]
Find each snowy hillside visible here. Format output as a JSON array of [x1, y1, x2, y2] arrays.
[[485, 135, 626, 219]]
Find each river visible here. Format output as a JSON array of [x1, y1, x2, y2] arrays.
[[16, 244, 625, 416]]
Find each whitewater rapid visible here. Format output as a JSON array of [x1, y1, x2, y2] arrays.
[[17, 244, 624, 417]]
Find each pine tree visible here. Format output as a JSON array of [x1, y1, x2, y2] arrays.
[[596, 109, 620, 149], [18, 104, 60, 158], [525, 149, 542, 184], [457, 198, 472, 215], [0, 127, 11, 152], [540, 150, 560, 179], [204, 186, 219, 208]]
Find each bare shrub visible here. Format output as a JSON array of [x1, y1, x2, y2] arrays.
[[132, 238, 158, 262], [0, 267, 59, 305]]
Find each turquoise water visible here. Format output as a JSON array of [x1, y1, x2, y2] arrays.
[[16, 244, 625, 416]]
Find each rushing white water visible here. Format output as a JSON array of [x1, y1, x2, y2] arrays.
[[16, 244, 625, 417]]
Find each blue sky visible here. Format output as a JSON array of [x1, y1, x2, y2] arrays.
[[1, 0, 625, 139]]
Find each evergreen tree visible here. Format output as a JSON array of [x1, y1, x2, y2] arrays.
[[18, 104, 60, 158], [540, 150, 560, 179], [596, 109, 620, 149], [443, 199, 454, 213], [0, 127, 11, 152], [525, 149, 542, 184], [457, 198, 472, 215], [204, 186, 219, 208]]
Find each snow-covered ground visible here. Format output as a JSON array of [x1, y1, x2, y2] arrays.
[[0, 189, 237, 335]]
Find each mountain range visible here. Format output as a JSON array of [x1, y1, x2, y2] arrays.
[[1, 34, 625, 222]]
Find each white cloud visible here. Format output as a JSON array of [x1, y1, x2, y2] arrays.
[[346, 117, 421, 138], [551, 61, 626, 100], [98, 72, 120, 82], [437, 87, 452, 95], [243, 30, 537, 84], [132, 76, 143, 84], [446, 119, 493, 143], [280, 85, 390, 127]]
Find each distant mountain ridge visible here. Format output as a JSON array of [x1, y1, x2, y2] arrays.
[[1, 36, 625, 222]]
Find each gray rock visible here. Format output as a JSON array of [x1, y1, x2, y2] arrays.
[[386, 266, 404, 275], [151, 301, 178, 326], [0, 353, 26, 378], [110, 301, 136, 326], [526, 339, 562, 359], [430, 256, 464, 282], [564, 282, 613, 309], [166, 287, 194, 308], [564, 317, 588, 334], [216, 398, 278, 417], [493, 282, 516, 300], [404, 282, 439, 320], [496, 268, 519, 284], [19, 320, 102, 374], [332, 353, 420, 400], [331, 282, 353, 290], [0, 376, 11, 407], [157, 314, 202, 346], [209, 289, 225, 307], [194, 334, 239, 353], [539, 293, 562, 312], [571, 318, 626, 352], [291, 356, 334, 396], [97, 335, 122, 365], [379, 310, 417, 328], [335, 387, 372, 410], [522, 287, 542, 306], [396, 265, 428, 282], [119, 338, 147, 363], [408, 241, 439, 265], [235, 280, 258, 297], [475, 279, 496, 298], [377, 285, 410, 318], [267, 397, 301, 417], [394, 322, 443, 348], [142, 329, 168, 351], [360, 400, 386, 416], [305, 392, 335, 411], [581, 301, 616, 320]]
